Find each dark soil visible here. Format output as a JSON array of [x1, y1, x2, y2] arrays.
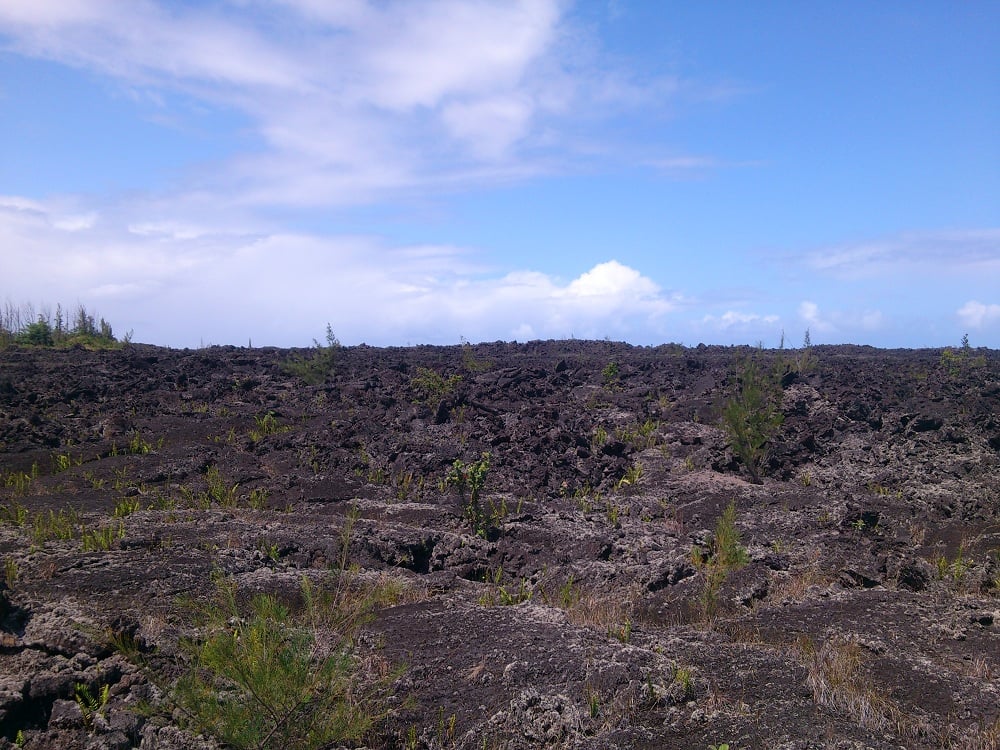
[[0, 341, 998, 749]]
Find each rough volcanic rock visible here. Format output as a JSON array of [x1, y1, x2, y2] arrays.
[[0, 341, 997, 748]]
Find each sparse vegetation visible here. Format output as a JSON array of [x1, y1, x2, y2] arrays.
[[3, 558, 18, 589], [931, 545, 972, 585], [591, 425, 609, 450], [444, 453, 491, 536], [0, 499, 29, 526], [247, 488, 269, 510], [113, 496, 141, 518], [170, 574, 395, 750], [940, 333, 986, 376], [410, 367, 462, 404], [713, 500, 750, 570], [249, 412, 290, 442], [31, 507, 81, 545], [2, 335, 998, 747], [478, 566, 533, 606], [800, 635, 928, 739], [2, 463, 39, 498], [616, 461, 643, 490], [205, 465, 240, 507], [460, 339, 493, 372], [694, 501, 750, 621], [74, 682, 110, 730], [127, 431, 159, 455], [721, 355, 784, 483], [601, 361, 620, 387], [0, 301, 122, 349], [51, 452, 79, 473], [539, 574, 581, 611], [282, 324, 340, 384], [780, 328, 818, 374], [81, 521, 125, 551], [614, 419, 660, 451]]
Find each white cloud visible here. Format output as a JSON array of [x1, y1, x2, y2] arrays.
[[0, 195, 46, 212], [807, 229, 1000, 280], [0, 195, 676, 347], [0, 1, 104, 27], [127, 221, 228, 241], [957, 300, 1000, 329], [702, 310, 779, 330], [358, 0, 559, 111], [0, 1, 310, 91], [648, 156, 764, 177], [798, 300, 828, 331], [53, 212, 98, 231], [0, 0, 688, 206], [565, 260, 661, 300], [441, 95, 534, 159], [798, 300, 885, 339]]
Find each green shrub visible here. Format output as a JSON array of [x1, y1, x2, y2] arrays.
[[74, 682, 110, 729], [204, 465, 239, 507], [695, 501, 749, 621], [478, 566, 532, 607], [113, 497, 141, 518], [410, 367, 462, 405], [282, 325, 339, 385], [460, 340, 493, 372], [31, 507, 80, 545], [2, 303, 120, 349], [16, 318, 54, 346], [713, 501, 749, 570], [601, 361, 620, 387], [2, 463, 39, 497], [172, 575, 391, 750], [81, 521, 125, 551], [721, 356, 783, 484], [249, 412, 288, 442], [0, 500, 29, 526], [445, 453, 491, 536]]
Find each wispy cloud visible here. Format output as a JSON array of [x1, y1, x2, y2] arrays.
[[806, 229, 1000, 280], [701, 310, 779, 330], [648, 155, 765, 178], [0, 0, 694, 206]]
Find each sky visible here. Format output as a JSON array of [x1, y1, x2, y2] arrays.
[[1, 1, 998, 349]]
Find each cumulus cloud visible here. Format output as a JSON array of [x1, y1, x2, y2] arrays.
[[0, 196, 676, 347], [957, 301, 1000, 329]]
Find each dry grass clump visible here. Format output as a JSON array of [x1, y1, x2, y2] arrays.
[[564, 590, 634, 637], [799, 635, 935, 742], [538, 574, 639, 643], [965, 716, 1000, 750], [766, 550, 830, 604]]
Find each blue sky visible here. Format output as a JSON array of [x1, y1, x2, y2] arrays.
[[1, 1, 997, 348]]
